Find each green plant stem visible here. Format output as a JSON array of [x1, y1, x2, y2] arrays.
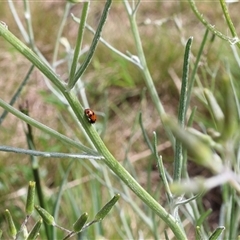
[[52, 2, 71, 65], [226, 62, 240, 121], [67, 0, 112, 90], [53, 161, 74, 240], [7, 0, 28, 42], [84, 23, 141, 67], [23, 0, 35, 48], [188, 0, 238, 45], [139, 112, 153, 153], [186, 29, 208, 109], [23, 114, 50, 238], [0, 145, 102, 160], [0, 99, 96, 156], [71, 13, 142, 66], [122, 0, 174, 146], [22, 0, 49, 64], [174, 37, 193, 181], [0, 23, 187, 239], [154, 133, 173, 203], [0, 64, 34, 125], [219, 0, 240, 49], [68, 2, 89, 84]]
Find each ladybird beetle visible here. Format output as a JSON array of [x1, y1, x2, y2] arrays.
[[84, 108, 96, 124]]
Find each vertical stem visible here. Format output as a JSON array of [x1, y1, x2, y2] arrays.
[[68, 2, 90, 84], [123, 0, 174, 145], [219, 0, 240, 48], [52, 2, 72, 66], [68, 0, 112, 90], [174, 37, 193, 181]]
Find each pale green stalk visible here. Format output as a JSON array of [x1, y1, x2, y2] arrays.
[[188, 0, 238, 45], [122, 0, 174, 145], [219, 0, 240, 49], [68, 2, 90, 85], [53, 161, 73, 240], [0, 145, 102, 160], [23, 0, 35, 48], [67, 0, 112, 90], [52, 2, 72, 65], [7, 0, 29, 42], [22, 0, 49, 64], [0, 65, 34, 124]]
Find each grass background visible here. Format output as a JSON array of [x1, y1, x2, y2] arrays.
[[0, 1, 240, 239]]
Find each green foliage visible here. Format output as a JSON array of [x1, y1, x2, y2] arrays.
[[1, 1, 240, 239], [2, 181, 120, 239]]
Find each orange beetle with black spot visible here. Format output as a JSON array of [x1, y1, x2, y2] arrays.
[[84, 109, 97, 124]]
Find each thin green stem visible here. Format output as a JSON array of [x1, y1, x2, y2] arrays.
[[7, 0, 28, 42], [52, 2, 72, 65], [0, 145, 102, 160], [85, 22, 142, 67], [219, 0, 240, 49], [22, 0, 49, 64], [123, 0, 174, 145], [0, 65, 34, 125], [174, 37, 193, 181], [139, 112, 153, 153], [71, 13, 142, 68], [188, 0, 238, 45], [53, 161, 74, 240], [0, 98, 96, 155], [226, 62, 240, 121], [23, 117, 51, 239], [67, 0, 112, 90], [186, 29, 208, 109], [68, 2, 90, 85], [121, 183, 154, 230], [23, 0, 35, 48], [154, 133, 173, 203], [132, 0, 141, 15]]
